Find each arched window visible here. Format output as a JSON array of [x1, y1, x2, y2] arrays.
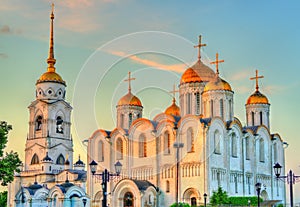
[[56, 116, 63, 133], [251, 112, 255, 126], [116, 138, 123, 160], [120, 114, 124, 128], [187, 93, 191, 114], [129, 113, 133, 128], [166, 180, 170, 193], [273, 142, 278, 163], [259, 138, 265, 162], [31, 153, 39, 165], [187, 128, 194, 152], [210, 100, 214, 117], [139, 134, 146, 157], [56, 154, 65, 165], [231, 134, 237, 157], [164, 131, 171, 154], [203, 101, 207, 116], [35, 115, 42, 131], [98, 141, 104, 162], [220, 99, 224, 119], [229, 99, 232, 119], [260, 111, 263, 125], [214, 131, 221, 154], [196, 92, 200, 115], [245, 137, 250, 160]]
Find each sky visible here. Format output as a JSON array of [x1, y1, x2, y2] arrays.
[[1, 0, 300, 202]]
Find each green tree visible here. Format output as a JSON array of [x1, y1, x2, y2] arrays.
[[0, 191, 7, 206], [0, 121, 22, 186], [170, 202, 191, 207], [210, 186, 229, 206]]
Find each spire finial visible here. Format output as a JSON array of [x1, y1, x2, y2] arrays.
[[194, 35, 207, 61], [47, 3, 56, 72], [124, 71, 136, 93], [250, 69, 264, 91], [169, 84, 179, 104], [210, 52, 224, 76]]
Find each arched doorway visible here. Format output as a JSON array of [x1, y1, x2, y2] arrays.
[[124, 192, 134, 207], [191, 197, 197, 206], [261, 190, 269, 201]]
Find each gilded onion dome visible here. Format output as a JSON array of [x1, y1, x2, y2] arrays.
[[246, 70, 269, 105], [117, 91, 142, 107], [246, 90, 269, 104], [165, 98, 180, 116], [36, 4, 66, 86], [203, 76, 232, 92], [180, 60, 215, 84], [203, 52, 231, 92], [180, 68, 202, 84]]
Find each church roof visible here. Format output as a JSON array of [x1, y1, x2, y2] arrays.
[[203, 76, 232, 92], [117, 91, 142, 107], [132, 180, 155, 191], [165, 98, 181, 116], [246, 90, 269, 105], [42, 152, 53, 162], [181, 60, 215, 83], [242, 126, 259, 135]]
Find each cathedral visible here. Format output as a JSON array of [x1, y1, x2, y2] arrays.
[[87, 41, 286, 206], [7, 5, 89, 207], [8, 4, 287, 207]]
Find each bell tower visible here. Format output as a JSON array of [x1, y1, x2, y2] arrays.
[[24, 4, 73, 173]]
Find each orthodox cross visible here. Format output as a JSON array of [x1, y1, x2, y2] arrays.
[[124, 71, 136, 92], [169, 84, 179, 98], [250, 69, 264, 91], [194, 35, 207, 60], [210, 53, 224, 75]]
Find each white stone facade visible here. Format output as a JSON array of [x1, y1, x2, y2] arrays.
[[87, 59, 286, 207]]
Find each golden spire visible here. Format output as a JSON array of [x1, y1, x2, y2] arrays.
[[47, 3, 56, 72], [169, 84, 179, 103], [194, 35, 207, 61], [210, 52, 224, 76], [124, 71, 136, 93], [250, 69, 264, 91]]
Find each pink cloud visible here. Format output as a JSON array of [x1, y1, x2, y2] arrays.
[[109, 50, 187, 73]]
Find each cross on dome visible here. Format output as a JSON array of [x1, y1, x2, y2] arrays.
[[194, 35, 207, 61], [124, 71, 136, 93], [250, 69, 264, 91], [210, 52, 224, 75], [169, 84, 179, 103]]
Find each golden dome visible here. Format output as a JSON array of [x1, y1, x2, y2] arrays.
[[246, 90, 269, 105], [203, 76, 232, 92], [165, 98, 180, 116], [180, 60, 216, 84], [180, 68, 202, 84], [37, 69, 66, 85], [118, 92, 142, 107]]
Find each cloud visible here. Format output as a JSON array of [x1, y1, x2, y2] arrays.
[[58, 0, 93, 9], [58, 13, 101, 33], [0, 25, 11, 34], [109, 50, 188, 73], [229, 70, 252, 81]]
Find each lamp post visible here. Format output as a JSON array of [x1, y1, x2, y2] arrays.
[[89, 160, 122, 207], [273, 162, 300, 207], [173, 142, 184, 207], [82, 198, 87, 207], [255, 182, 261, 207], [248, 199, 251, 207], [203, 193, 207, 207]]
